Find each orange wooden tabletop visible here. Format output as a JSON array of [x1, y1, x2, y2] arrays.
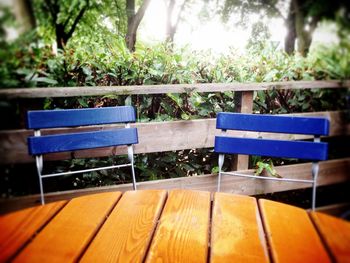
[[1, 190, 349, 263]]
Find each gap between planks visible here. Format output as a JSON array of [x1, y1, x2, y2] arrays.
[[307, 212, 336, 263], [140, 191, 169, 263], [4, 201, 68, 262], [257, 198, 275, 263], [75, 192, 125, 262]]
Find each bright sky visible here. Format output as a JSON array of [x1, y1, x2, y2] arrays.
[[139, 0, 338, 54]]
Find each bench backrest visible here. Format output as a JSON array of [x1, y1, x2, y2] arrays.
[[215, 113, 329, 161], [27, 106, 138, 155]]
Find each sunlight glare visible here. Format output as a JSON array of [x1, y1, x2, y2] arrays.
[[141, 0, 287, 53], [140, 0, 337, 54]]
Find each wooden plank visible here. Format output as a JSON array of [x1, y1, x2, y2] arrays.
[[1, 158, 349, 213], [217, 112, 329, 136], [259, 199, 331, 263], [234, 91, 254, 170], [210, 193, 269, 263], [13, 192, 121, 263], [215, 137, 328, 160], [0, 201, 66, 262], [0, 80, 349, 99], [145, 190, 211, 263], [310, 211, 350, 263], [28, 128, 138, 155], [0, 111, 347, 164], [80, 190, 166, 263], [0, 118, 218, 164], [27, 106, 136, 129], [241, 91, 254, 113]]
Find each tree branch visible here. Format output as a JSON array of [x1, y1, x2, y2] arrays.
[[132, 0, 152, 29], [264, 2, 286, 21], [63, 14, 72, 29], [126, 0, 135, 23], [66, 0, 89, 40], [174, 0, 187, 29], [44, 0, 58, 23]]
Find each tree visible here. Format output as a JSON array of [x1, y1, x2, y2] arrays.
[[164, 0, 187, 44], [13, 0, 36, 33], [125, 0, 152, 52], [246, 21, 271, 51], [284, 1, 296, 55], [42, 0, 90, 50], [289, 0, 350, 56], [219, 0, 350, 56]]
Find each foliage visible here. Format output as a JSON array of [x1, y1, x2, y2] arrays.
[[255, 161, 282, 178], [1, 27, 349, 194], [219, 0, 282, 26], [217, 0, 350, 55], [246, 21, 271, 51]]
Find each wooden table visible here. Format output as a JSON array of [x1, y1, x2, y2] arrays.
[[1, 190, 349, 263]]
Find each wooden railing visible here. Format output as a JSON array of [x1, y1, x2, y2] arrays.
[[1, 80, 349, 98], [0, 80, 349, 207]]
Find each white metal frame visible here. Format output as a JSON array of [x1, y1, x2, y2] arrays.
[[34, 123, 137, 205], [217, 135, 321, 211]]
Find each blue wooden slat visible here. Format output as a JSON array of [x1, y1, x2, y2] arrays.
[[27, 106, 136, 129], [28, 128, 138, 155], [214, 136, 328, 161], [216, 113, 329, 136]]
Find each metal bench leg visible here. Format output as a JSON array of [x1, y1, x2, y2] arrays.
[[311, 162, 319, 211], [217, 154, 225, 192], [36, 155, 45, 205], [128, 145, 137, 190], [34, 130, 45, 205]]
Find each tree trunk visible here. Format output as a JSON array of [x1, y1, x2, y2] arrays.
[[13, 0, 36, 33], [56, 24, 66, 50], [283, 0, 320, 57], [164, 0, 187, 45], [45, 0, 88, 51], [294, 0, 307, 56], [293, 0, 319, 56], [125, 0, 152, 52], [284, 0, 296, 54], [125, 25, 137, 52], [165, 0, 175, 43]]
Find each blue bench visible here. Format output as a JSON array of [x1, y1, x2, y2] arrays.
[[214, 113, 330, 210], [27, 106, 138, 204]]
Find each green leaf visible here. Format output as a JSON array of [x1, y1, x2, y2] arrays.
[[181, 113, 190, 120], [43, 98, 52, 110], [78, 98, 89, 108], [211, 166, 219, 174], [167, 93, 183, 108]]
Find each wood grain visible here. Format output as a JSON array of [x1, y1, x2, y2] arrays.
[[13, 192, 121, 263], [234, 91, 254, 170], [0, 111, 347, 164], [1, 157, 349, 213], [310, 212, 350, 263], [0, 80, 348, 99], [28, 128, 138, 155], [0, 201, 66, 262], [145, 190, 211, 263], [259, 199, 331, 263], [210, 193, 269, 263], [80, 190, 166, 263]]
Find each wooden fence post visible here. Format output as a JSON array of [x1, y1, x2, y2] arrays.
[[232, 91, 254, 171]]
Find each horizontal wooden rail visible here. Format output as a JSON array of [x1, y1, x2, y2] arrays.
[[1, 80, 349, 99], [0, 111, 348, 164], [1, 158, 349, 213]]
